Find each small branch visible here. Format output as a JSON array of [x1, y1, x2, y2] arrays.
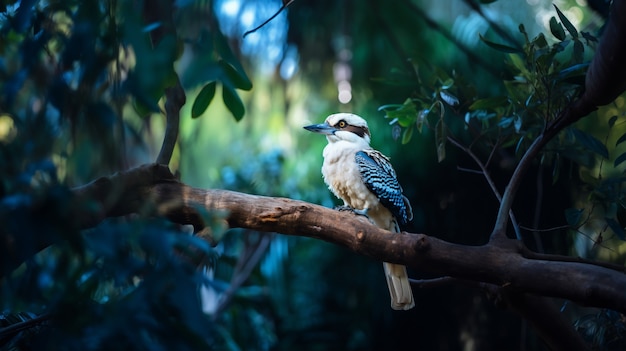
[[213, 232, 273, 317], [409, 276, 457, 288], [447, 136, 522, 240], [519, 224, 570, 233], [156, 76, 185, 165], [243, 0, 295, 38], [142, 0, 186, 166], [456, 166, 483, 175], [0, 313, 50, 341]]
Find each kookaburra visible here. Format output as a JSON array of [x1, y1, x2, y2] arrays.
[[304, 113, 415, 310]]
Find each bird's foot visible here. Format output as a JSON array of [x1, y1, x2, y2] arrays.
[[335, 205, 369, 218]]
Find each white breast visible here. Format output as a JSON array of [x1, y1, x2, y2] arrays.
[[321, 141, 380, 211]]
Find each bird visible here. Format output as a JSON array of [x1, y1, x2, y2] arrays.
[[304, 113, 415, 310]]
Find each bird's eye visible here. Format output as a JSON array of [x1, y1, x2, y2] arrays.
[[337, 120, 347, 128]]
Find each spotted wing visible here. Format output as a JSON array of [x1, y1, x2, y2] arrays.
[[355, 150, 412, 225]]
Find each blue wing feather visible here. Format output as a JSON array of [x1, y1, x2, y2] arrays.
[[355, 150, 411, 225]]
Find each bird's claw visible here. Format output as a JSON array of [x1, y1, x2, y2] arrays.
[[335, 205, 369, 218]]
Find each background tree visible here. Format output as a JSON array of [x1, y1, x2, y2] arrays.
[[1, 0, 626, 350]]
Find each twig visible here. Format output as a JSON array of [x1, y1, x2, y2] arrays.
[[447, 135, 522, 240], [519, 224, 571, 233], [409, 276, 456, 288], [0, 313, 50, 340], [243, 0, 295, 38], [456, 166, 483, 175], [213, 232, 273, 317], [156, 77, 185, 165], [531, 166, 545, 253]]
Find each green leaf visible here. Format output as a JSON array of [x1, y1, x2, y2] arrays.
[[469, 96, 509, 110], [572, 39, 584, 64], [222, 85, 245, 121], [440, 78, 454, 89], [384, 98, 417, 127], [565, 208, 583, 226], [549, 17, 566, 41], [191, 81, 217, 118], [554, 5, 578, 39], [605, 217, 626, 240], [479, 34, 522, 53], [614, 152, 626, 168], [402, 125, 414, 144], [219, 59, 253, 91], [571, 128, 609, 159], [531, 33, 549, 48]]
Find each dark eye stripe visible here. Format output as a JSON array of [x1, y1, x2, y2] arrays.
[[343, 125, 370, 138]]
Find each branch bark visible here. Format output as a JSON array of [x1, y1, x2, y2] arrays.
[[69, 164, 626, 317]]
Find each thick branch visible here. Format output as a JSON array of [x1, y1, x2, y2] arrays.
[[67, 164, 626, 316]]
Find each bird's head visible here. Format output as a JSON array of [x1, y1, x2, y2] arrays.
[[303, 113, 371, 146]]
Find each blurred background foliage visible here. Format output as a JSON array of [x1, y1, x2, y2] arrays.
[[1, 0, 626, 350]]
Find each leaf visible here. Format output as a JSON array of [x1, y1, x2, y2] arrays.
[[219, 59, 253, 91], [554, 5, 578, 39], [191, 81, 217, 118], [614, 152, 626, 168], [402, 125, 414, 144], [605, 217, 626, 240], [549, 17, 566, 41], [617, 134, 626, 146], [439, 90, 459, 106], [565, 208, 583, 226], [222, 84, 245, 121], [514, 116, 522, 133], [416, 109, 428, 133], [378, 104, 402, 111], [435, 118, 446, 162], [383, 98, 417, 127], [571, 128, 609, 159], [498, 116, 514, 128], [469, 96, 508, 111], [479, 34, 522, 53], [531, 33, 548, 48], [572, 39, 584, 64]]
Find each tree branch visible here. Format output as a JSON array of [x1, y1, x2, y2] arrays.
[[64, 164, 626, 317], [492, 0, 626, 240], [157, 76, 185, 165]]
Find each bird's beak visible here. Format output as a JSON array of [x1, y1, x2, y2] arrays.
[[303, 122, 336, 135]]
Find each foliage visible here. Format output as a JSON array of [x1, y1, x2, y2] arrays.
[[0, 0, 248, 349], [1, 0, 625, 350]]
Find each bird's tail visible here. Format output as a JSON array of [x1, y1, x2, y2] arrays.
[[383, 262, 415, 310]]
